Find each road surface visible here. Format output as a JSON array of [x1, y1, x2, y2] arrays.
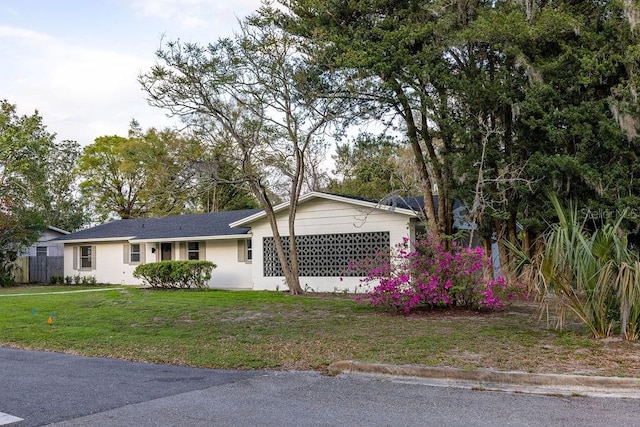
[[1, 348, 638, 426]]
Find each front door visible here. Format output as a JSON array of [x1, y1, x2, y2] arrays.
[[161, 243, 172, 261]]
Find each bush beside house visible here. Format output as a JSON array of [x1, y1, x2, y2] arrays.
[[134, 261, 216, 289]]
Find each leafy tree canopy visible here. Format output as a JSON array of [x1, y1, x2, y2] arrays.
[[0, 100, 51, 284], [326, 133, 419, 199], [78, 124, 207, 220]]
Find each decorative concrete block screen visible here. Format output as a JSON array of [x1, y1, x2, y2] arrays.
[[263, 231, 390, 277]]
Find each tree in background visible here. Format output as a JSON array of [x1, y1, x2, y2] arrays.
[[0, 100, 50, 284], [271, 0, 484, 238], [191, 142, 261, 212], [125, 123, 217, 216], [326, 134, 419, 199], [458, 0, 640, 265], [140, 18, 345, 294], [41, 139, 87, 231], [78, 125, 206, 220]]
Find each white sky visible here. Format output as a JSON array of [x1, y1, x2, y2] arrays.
[[0, 0, 262, 146]]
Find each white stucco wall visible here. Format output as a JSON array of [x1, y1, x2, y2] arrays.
[[63, 241, 145, 285], [206, 239, 253, 289], [249, 198, 414, 292], [64, 239, 253, 288]]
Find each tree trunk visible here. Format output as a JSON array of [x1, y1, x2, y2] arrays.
[[286, 149, 305, 295], [483, 235, 495, 280], [621, 299, 630, 339], [495, 218, 510, 278], [250, 182, 302, 294], [387, 77, 439, 232]]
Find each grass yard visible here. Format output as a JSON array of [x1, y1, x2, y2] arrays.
[[1, 285, 640, 377]]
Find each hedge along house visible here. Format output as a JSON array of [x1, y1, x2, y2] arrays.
[[57, 192, 471, 291], [56, 209, 261, 288]]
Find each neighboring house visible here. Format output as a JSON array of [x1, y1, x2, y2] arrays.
[[23, 226, 69, 257], [14, 226, 69, 283], [56, 192, 478, 291]]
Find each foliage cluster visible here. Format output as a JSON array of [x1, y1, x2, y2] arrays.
[[326, 134, 420, 199], [270, 0, 640, 268], [133, 261, 216, 289], [356, 234, 524, 313]]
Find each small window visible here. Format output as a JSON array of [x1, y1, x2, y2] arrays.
[[238, 239, 252, 263], [130, 244, 141, 263], [80, 246, 92, 269], [36, 246, 47, 257], [187, 242, 200, 260]]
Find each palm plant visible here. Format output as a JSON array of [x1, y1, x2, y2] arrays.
[[510, 194, 640, 339]]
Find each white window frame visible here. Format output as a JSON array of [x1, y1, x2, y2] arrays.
[[130, 244, 141, 263], [36, 246, 48, 257], [187, 242, 200, 260], [238, 239, 252, 264], [79, 245, 93, 270]]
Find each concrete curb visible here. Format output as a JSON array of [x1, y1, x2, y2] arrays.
[[327, 360, 640, 397]]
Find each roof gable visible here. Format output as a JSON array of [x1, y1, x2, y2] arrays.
[[229, 192, 421, 227], [47, 226, 70, 235]]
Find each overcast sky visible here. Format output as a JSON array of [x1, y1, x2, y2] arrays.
[[0, 0, 262, 146]]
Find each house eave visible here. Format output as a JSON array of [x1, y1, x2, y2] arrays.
[[129, 234, 251, 243], [47, 225, 70, 235], [229, 192, 419, 227], [61, 236, 135, 244]]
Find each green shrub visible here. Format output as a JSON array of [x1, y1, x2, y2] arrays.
[[49, 275, 64, 285], [512, 194, 640, 340], [133, 260, 216, 289], [80, 276, 98, 286]]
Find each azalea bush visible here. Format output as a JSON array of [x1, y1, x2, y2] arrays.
[[355, 234, 522, 313]]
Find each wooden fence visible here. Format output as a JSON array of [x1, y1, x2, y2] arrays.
[[13, 256, 64, 284], [12, 257, 29, 283]]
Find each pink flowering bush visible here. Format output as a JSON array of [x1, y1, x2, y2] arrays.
[[354, 233, 521, 313]]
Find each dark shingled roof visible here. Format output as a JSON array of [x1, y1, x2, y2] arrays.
[[56, 209, 262, 241], [323, 193, 463, 212]]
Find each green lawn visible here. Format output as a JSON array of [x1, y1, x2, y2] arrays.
[[1, 285, 639, 376]]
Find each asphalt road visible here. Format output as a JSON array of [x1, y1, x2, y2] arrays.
[[1, 347, 640, 426]]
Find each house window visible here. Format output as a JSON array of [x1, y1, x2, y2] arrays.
[[80, 246, 93, 269], [36, 246, 47, 257], [238, 239, 252, 263], [130, 244, 141, 263], [187, 242, 200, 260], [123, 243, 145, 265]]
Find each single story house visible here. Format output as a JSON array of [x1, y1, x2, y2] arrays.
[[56, 192, 469, 292]]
